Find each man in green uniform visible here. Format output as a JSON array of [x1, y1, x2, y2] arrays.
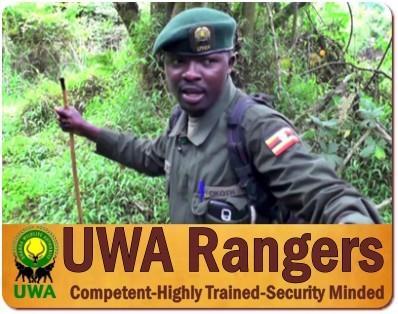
[[55, 8, 381, 224]]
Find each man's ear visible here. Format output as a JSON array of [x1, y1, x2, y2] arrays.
[[227, 52, 236, 74]]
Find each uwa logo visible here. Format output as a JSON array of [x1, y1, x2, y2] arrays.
[[13, 227, 58, 299]]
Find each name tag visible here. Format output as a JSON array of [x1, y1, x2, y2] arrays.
[[205, 185, 244, 199]]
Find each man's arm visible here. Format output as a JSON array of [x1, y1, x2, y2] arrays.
[[55, 106, 101, 141], [55, 106, 166, 176], [243, 105, 383, 224], [95, 129, 166, 176]]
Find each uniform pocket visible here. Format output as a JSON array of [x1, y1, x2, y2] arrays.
[[204, 197, 251, 224], [225, 196, 249, 211]]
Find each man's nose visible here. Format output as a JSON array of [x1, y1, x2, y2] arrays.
[[182, 61, 201, 81]]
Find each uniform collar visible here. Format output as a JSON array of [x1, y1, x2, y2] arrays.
[[168, 76, 237, 146]]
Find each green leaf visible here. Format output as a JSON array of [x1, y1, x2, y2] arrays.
[[310, 116, 339, 129], [302, 128, 316, 141], [360, 137, 376, 158], [360, 145, 374, 158], [374, 145, 386, 160], [322, 153, 343, 170], [327, 142, 339, 154], [359, 95, 384, 123]]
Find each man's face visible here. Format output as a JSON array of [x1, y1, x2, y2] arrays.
[[164, 52, 234, 116]]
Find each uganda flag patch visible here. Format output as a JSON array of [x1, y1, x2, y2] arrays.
[[265, 127, 300, 156]]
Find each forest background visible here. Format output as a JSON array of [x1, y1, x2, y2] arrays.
[[2, 2, 392, 223]]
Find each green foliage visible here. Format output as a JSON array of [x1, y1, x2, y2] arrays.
[[317, 3, 349, 45], [3, 3, 75, 79], [358, 94, 386, 126], [279, 75, 323, 116], [2, 3, 170, 224]]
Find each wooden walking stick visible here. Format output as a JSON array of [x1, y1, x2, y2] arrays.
[[59, 78, 83, 224]]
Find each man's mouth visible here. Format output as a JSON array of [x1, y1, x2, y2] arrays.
[[180, 86, 205, 105]]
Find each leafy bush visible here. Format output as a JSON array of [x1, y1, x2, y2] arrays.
[[3, 3, 75, 79]]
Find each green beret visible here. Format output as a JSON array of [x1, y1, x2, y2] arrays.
[[153, 7, 236, 55]]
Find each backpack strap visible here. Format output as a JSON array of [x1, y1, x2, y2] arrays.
[[226, 95, 259, 205], [226, 93, 278, 223], [251, 93, 275, 108]]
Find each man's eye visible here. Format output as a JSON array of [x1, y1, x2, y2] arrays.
[[172, 58, 183, 65], [203, 58, 216, 65], [166, 57, 184, 66]]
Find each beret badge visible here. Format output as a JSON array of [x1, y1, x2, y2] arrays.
[[191, 25, 214, 53]]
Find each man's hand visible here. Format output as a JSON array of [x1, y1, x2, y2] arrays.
[[55, 106, 85, 134], [55, 106, 100, 141]]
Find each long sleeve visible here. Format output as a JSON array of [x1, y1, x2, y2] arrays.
[[95, 129, 167, 176], [243, 105, 382, 224]]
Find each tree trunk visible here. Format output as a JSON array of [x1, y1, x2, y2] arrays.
[[273, 2, 309, 29], [186, 2, 207, 9], [209, 2, 232, 16], [172, 2, 186, 17], [241, 3, 256, 39], [150, 2, 175, 28], [290, 3, 299, 48], [113, 2, 139, 35]]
